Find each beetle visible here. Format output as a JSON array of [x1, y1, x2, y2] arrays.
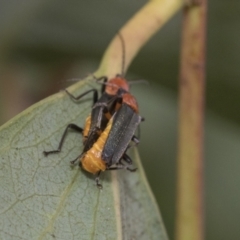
[[79, 92, 143, 188], [43, 83, 142, 188]]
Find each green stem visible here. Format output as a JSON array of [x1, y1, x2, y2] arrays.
[[176, 1, 207, 240]]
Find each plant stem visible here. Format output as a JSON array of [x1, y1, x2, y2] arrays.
[[95, 0, 183, 78], [176, 1, 207, 240]]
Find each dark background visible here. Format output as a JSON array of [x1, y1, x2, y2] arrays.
[[0, 1, 239, 239]]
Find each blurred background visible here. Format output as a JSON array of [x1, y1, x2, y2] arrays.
[[0, 0, 239, 239]]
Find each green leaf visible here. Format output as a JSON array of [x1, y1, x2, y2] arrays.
[[0, 77, 168, 240]]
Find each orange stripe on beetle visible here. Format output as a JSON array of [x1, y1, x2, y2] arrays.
[[81, 118, 113, 174]]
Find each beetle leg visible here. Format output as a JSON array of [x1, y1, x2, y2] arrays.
[[95, 171, 103, 189], [69, 153, 84, 166], [98, 76, 108, 94], [124, 136, 140, 151], [43, 124, 83, 156], [90, 74, 108, 94], [65, 88, 98, 105], [131, 135, 140, 144], [134, 116, 145, 140], [121, 153, 133, 165], [107, 163, 137, 172]]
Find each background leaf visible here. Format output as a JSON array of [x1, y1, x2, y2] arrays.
[[0, 77, 167, 239]]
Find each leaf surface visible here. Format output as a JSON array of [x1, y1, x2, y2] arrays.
[[0, 77, 168, 240]]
